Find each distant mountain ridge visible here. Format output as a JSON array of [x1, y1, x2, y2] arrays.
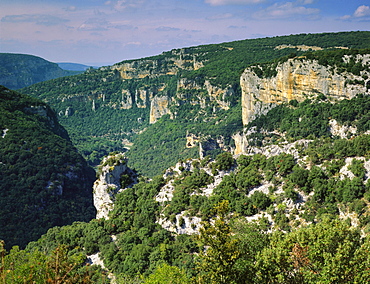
[[0, 53, 81, 89], [57, 62, 95, 71]]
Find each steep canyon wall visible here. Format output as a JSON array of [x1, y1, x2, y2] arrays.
[[241, 56, 370, 125]]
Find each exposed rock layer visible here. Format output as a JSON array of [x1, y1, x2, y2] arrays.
[[241, 56, 370, 125], [93, 153, 137, 219]]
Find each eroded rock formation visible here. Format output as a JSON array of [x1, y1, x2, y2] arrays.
[[93, 153, 137, 219], [241, 56, 370, 125]]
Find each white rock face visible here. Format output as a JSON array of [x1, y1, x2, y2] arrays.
[[157, 159, 231, 234], [87, 253, 105, 267], [156, 182, 175, 204], [233, 133, 311, 159], [339, 157, 370, 182], [149, 95, 170, 124], [176, 78, 234, 111], [93, 153, 136, 219], [329, 119, 357, 139], [1, 128, 8, 138], [121, 89, 133, 109], [241, 56, 370, 125], [87, 253, 117, 284], [204, 80, 233, 110], [158, 214, 202, 235], [135, 88, 153, 108]]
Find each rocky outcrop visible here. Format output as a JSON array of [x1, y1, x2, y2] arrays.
[[93, 153, 137, 219], [158, 214, 202, 235], [275, 44, 323, 51], [338, 157, 370, 182], [1, 128, 8, 139], [114, 59, 179, 80], [186, 133, 200, 148], [177, 78, 234, 110], [113, 49, 206, 80], [245, 139, 311, 160], [329, 119, 357, 139], [241, 56, 370, 125], [135, 88, 154, 108], [177, 78, 203, 91], [149, 95, 170, 124], [199, 136, 228, 159], [156, 159, 228, 234], [232, 126, 311, 157], [232, 132, 249, 156], [204, 80, 233, 110], [121, 89, 133, 109]]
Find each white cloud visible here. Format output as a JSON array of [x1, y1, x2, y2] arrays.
[[126, 42, 141, 46], [228, 25, 248, 29], [78, 18, 110, 31], [1, 14, 69, 26], [253, 0, 320, 20], [207, 13, 234, 20], [113, 24, 138, 30], [341, 5, 370, 21], [205, 0, 265, 6], [155, 26, 181, 32], [64, 6, 77, 12], [78, 17, 139, 32], [105, 0, 143, 11], [354, 5, 370, 18]]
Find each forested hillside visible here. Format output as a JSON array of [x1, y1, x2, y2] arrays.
[[0, 53, 80, 89], [0, 86, 96, 249], [20, 31, 370, 176]]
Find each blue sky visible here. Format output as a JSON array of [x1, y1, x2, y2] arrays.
[[1, 0, 369, 66]]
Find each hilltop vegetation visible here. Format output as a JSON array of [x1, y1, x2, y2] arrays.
[[0, 86, 96, 249], [0, 53, 81, 89]]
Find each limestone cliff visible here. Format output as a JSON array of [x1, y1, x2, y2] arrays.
[[112, 48, 204, 80], [114, 59, 178, 79], [93, 153, 137, 219], [177, 78, 234, 110], [149, 95, 170, 124], [135, 88, 154, 108], [121, 89, 133, 109], [114, 77, 234, 125], [241, 55, 370, 125]]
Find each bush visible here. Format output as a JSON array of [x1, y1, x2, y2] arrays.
[[214, 152, 234, 171]]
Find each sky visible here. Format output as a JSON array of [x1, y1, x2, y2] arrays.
[[1, 0, 369, 66]]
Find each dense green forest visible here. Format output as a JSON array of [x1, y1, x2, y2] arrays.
[[20, 31, 370, 176], [0, 53, 80, 89], [0, 86, 96, 249], [247, 94, 370, 143]]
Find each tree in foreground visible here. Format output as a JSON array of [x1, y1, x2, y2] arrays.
[[256, 218, 370, 283], [144, 263, 191, 284], [0, 241, 106, 284], [195, 200, 240, 284]]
